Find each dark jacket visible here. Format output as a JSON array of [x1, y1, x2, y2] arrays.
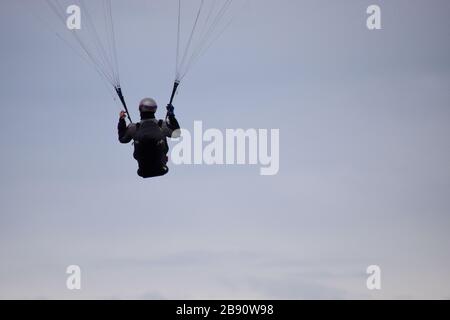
[[118, 113, 180, 178], [118, 114, 180, 143]]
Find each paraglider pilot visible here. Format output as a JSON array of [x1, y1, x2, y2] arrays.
[[118, 99, 180, 178]]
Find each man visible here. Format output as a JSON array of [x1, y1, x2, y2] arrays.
[[118, 98, 180, 178]]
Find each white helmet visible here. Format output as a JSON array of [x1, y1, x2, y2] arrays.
[[139, 98, 158, 113]]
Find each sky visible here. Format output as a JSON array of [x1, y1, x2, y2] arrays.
[[0, 0, 449, 299]]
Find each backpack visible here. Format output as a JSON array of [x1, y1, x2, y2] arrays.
[[133, 119, 168, 166]]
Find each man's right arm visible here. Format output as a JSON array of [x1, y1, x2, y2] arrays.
[[118, 111, 133, 144]]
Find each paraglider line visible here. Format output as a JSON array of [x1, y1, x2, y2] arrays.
[[115, 86, 132, 123], [169, 81, 181, 105]]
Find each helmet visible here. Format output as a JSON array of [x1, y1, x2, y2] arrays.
[[139, 98, 158, 113]]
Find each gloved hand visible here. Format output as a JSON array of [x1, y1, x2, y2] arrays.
[[119, 110, 127, 120], [166, 104, 175, 116]]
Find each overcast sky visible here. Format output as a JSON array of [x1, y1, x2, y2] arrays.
[[0, 0, 449, 299]]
